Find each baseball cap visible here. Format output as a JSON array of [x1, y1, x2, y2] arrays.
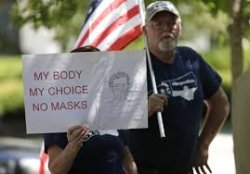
[[146, 1, 181, 22]]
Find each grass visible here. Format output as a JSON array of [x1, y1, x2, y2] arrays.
[[0, 56, 23, 118], [0, 56, 22, 80], [0, 79, 24, 117]]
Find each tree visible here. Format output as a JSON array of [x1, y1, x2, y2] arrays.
[[11, 0, 229, 50], [11, 0, 250, 83], [203, 0, 250, 83], [228, 0, 244, 83], [12, 0, 90, 50]]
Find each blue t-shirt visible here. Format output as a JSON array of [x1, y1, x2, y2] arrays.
[[125, 46, 221, 171], [44, 130, 125, 174]]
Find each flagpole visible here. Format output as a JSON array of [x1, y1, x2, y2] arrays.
[[137, 0, 166, 138], [145, 37, 166, 138]]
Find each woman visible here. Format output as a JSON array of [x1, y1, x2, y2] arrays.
[[44, 46, 137, 174]]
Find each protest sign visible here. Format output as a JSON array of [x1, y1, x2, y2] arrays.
[[23, 50, 147, 133]]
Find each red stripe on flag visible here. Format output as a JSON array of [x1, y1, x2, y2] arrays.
[[107, 24, 142, 50], [76, 0, 126, 48], [38, 152, 48, 174], [91, 5, 140, 47]]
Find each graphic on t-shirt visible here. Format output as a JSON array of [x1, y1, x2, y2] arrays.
[[82, 130, 119, 142], [157, 72, 197, 101], [83, 130, 100, 142]]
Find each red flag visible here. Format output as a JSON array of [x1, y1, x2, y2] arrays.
[[74, 0, 143, 50], [38, 142, 48, 174]]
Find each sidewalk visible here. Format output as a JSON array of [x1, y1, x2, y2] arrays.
[[207, 133, 235, 174]]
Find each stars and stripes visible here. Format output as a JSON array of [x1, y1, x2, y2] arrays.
[[74, 0, 143, 50]]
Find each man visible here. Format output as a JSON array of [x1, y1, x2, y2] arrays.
[[125, 1, 230, 174]]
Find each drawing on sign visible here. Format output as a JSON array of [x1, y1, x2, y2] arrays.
[[108, 71, 130, 109]]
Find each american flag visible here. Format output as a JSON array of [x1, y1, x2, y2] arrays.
[[38, 1, 143, 173], [74, 0, 143, 50], [38, 141, 48, 174]]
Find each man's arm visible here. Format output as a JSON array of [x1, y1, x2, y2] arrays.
[[193, 87, 230, 173], [199, 87, 230, 149]]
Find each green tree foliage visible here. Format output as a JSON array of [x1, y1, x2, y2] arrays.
[[11, 0, 250, 83], [201, 0, 250, 45], [12, 0, 91, 50]]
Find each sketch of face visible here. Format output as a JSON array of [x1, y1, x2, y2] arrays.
[[111, 77, 129, 100], [109, 72, 130, 103]]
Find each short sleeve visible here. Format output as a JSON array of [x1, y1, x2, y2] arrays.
[[43, 133, 68, 153], [198, 56, 222, 99]]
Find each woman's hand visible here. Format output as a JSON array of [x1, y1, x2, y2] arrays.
[[47, 124, 90, 174], [67, 124, 89, 152]]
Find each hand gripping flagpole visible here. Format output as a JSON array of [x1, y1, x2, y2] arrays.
[[137, 0, 166, 138], [145, 38, 166, 138]]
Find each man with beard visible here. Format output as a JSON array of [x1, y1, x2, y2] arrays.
[[124, 1, 230, 174]]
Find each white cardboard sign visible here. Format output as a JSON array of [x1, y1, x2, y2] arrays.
[[22, 50, 147, 133]]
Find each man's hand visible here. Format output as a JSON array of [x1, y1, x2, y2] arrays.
[[192, 143, 212, 174], [148, 94, 168, 117], [193, 87, 229, 174]]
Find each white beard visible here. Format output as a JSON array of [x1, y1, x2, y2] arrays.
[[158, 38, 177, 52]]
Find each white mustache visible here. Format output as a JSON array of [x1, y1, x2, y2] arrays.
[[161, 32, 175, 39]]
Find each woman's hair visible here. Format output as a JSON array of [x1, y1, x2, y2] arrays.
[[70, 45, 100, 53]]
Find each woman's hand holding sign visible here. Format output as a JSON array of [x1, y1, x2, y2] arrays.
[[67, 124, 89, 153]]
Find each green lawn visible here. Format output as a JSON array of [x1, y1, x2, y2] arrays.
[[0, 56, 22, 80], [0, 56, 23, 117]]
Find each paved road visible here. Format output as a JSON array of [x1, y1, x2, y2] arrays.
[[206, 133, 235, 174]]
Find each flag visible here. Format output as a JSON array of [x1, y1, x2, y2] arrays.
[[74, 0, 143, 50], [38, 142, 48, 174], [38, 1, 143, 173]]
